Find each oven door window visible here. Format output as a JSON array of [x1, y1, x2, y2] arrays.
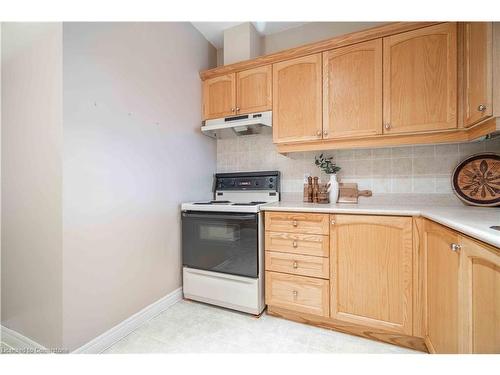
[[182, 212, 258, 278]]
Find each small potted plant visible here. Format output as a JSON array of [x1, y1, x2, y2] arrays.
[[315, 154, 341, 203]]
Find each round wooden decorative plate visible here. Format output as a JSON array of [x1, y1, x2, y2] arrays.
[[452, 152, 500, 207]]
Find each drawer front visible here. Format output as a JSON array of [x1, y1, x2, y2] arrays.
[[265, 251, 329, 279], [265, 212, 329, 235], [265, 271, 329, 317], [265, 231, 329, 257]]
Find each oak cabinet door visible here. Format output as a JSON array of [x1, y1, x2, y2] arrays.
[[330, 215, 413, 335], [236, 65, 272, 115], [202, 73, 236, 120], [423, 220, 460, 354], [273, 54, 323, 143], [323, 39, 382, 138], [463, 22, 493, 127], [458, 236, 500, 353], [383, 23, 457, 134]]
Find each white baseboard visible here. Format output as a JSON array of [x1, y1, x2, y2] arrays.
[[72, 287, 183, 354], [1, 325, 48, 353]]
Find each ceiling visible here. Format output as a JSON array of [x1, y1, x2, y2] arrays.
[[191, 22, 308, 49]]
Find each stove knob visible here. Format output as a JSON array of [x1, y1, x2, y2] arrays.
[[255, 181, 259, 186], [269, 178, 274, 182], [269, 183, 273, 188]]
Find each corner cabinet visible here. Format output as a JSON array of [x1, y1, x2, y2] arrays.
[[383, 22, 458, 134], [323, 39, 383, 139], [458, 236, 500, 353], [272, 54, 323, 144], [202, 65, 272, 120], [330, 214, 414, 335], [423, 219, 500, 354], [422, 220, 460, 353], [462, 22, 493, 127]]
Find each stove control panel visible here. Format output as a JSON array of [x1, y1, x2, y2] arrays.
[[214, 171, 280, 192]]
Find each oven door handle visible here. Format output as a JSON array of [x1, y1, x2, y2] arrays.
[[182, 212, 257, 221]]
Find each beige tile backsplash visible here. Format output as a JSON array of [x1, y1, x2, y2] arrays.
[[216, 129, 500, 194]]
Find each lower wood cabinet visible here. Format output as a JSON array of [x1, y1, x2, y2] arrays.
[[458, 236, 500, 353], [265, 271, 329, 317], [264, 211, 499, 353], [423, 220, 460, 353], [330, 214, 414, 335], [423, 219, 500, 354]]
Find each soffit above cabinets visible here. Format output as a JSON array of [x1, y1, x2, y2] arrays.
[[191, 22, 308, 49]]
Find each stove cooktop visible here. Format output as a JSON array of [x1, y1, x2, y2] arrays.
[[192, 200, 267, 206]]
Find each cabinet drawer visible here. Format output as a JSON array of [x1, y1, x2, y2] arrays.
[[265, 231, 329, 257], [265, 251, 329, 279], [265, 271, 329, 317], [265, 212, 329, 235]]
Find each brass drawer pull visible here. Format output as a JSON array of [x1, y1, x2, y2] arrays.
[[292, 220, 298, 227], [292, 290, 298, 298], [292, 240, 298, 248], [293, 261, 298, 269]]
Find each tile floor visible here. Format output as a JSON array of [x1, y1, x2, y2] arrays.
[[104, 300, 421, 354]]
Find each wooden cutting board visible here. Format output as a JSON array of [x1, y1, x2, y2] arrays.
[[337, 183, 372, 204]]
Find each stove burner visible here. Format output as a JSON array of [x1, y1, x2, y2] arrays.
[[193, 200, 231, 205], [232, 201, 267, 206]]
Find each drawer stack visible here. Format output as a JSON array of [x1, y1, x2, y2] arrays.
[[264, 212, 330, 317]]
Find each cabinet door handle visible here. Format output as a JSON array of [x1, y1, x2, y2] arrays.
[[323, 130, 328, 136], [384, 123, 391, 130], [316, 130, 322, 137], [477, 104, 487, 112], [293, 261, 298, 269], [292, 290, 298, 298], [331, 219, 336, 225], [450, 243, 462, 252], [292, 240, 298, 248], [231, 108, 235, 112], [236, 107, 240, 112], [292, 220, 298, 227]]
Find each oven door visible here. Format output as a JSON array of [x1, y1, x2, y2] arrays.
[[182, 211, 259, 278]]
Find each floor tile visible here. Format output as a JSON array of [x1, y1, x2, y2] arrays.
[[103, 300, 422, 354]]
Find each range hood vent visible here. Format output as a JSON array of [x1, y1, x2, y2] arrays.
[[201, 111, 272, 138]]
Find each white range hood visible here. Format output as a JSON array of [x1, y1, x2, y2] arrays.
[[201, 111, 272, 138]]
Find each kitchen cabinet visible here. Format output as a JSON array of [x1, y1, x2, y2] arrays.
[[458, 236, 500, 353], [265, 271, 329, 317], [383, 23, 457, 134], [202, 66, 272, 120], [272, 54, 323, 144], [236, 65, 272, 115], [463, 22, 493, 127], [202, 73, 236, 120], [330, 214, 413, 335], [424, 220, 500, 354], [323, 39, 383, 138], [423, 220, 460, 354]]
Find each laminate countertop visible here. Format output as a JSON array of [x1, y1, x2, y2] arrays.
[[260, 201, 500, 249]]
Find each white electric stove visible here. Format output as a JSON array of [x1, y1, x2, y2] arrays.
[[181, 171, 280, 315]]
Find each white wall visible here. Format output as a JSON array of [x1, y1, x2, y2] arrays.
[[1, 23, 63, 349], [62, 22, 217, 350]]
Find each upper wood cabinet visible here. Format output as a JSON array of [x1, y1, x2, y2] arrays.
[[236, 65, 272, 115], [383, 23, 458, 134], [423, 220, 460, 354], [458, 236, 500, 353], [463, 22, 493, 127], [202, 73, 236, 120], [273, 54, 323, 144], [323, 39, 383, 138], [330, 214, 413, 335], [202, 66, 272, 120]]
